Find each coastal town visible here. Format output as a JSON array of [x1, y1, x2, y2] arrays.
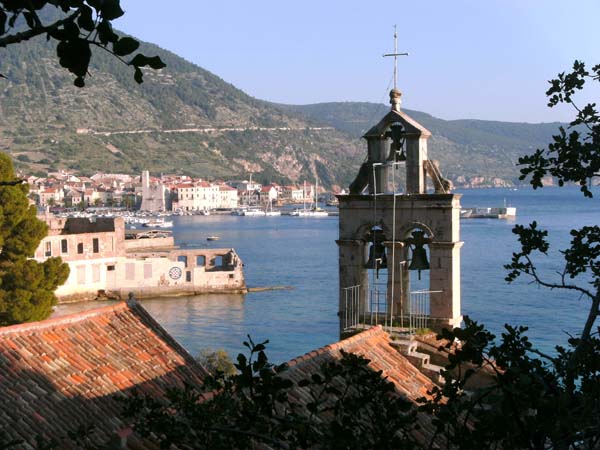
[[24, 169, 332, 212]]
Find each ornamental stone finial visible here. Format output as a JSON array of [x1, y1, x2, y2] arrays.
[[390, 89, 402, 112]]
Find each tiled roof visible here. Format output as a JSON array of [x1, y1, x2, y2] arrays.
[[283, 326, 439, 445], [172, 183, 192, 189], [0, 301, 207, 449]]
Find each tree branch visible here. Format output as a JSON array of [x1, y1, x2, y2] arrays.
[[0, 10, 80, 47], [523, 255, 594, 299]]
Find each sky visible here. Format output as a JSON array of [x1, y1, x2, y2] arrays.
[[116, 0, 600, 123]]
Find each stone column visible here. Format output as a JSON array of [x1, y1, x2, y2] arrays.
[[337, 239, 368, 335], [405, 135, 428, 194], [366, 137, 389, 195], [428, 241, 463, 330], [384, 241, 410, 327]]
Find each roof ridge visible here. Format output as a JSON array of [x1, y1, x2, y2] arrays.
[[328, 325, 384, 351], [124, 300, 209, 376], [0, 302, 130, 335], [286, 326, 385, 368]]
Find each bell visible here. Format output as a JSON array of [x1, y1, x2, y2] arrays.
[[408, 246, 430, 272], [388, 122, 405, 151], [365, 241, 388, 270], [385, 122, 406, 163], [407, 230, 430, 280], [395, 148, 407, 162]]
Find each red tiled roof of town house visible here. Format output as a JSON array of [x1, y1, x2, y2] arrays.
[[0, 300, 207, 449], [282, 326, 440, 446], [171, 183, 193, 189]]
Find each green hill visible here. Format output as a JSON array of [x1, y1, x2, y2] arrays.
[[279, 102, 563, 187], [0, 25, 562, 188], [0, 33, 361, 188]]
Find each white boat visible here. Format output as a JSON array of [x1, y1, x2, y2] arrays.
[[242, 207, 266, 217], [297, 208, 329, 217], [292, 179, 329, 217], [143, 218, 173, 228], [264, 201, 281, 216]]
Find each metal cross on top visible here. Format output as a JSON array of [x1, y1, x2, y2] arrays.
[[382, 25, 409, 90]]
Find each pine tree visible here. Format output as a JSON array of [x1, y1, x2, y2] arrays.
[[0, 152, 69, 325]]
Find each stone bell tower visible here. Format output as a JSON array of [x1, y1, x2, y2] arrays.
[[337, 87, 462, 336]]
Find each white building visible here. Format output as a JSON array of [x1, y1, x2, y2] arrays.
[[219, 185, 239, 209]]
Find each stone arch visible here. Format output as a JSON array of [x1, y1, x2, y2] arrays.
[[354, 221, 392, 242], [397, 221, 434, 241]]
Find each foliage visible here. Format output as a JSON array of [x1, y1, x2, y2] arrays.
[[0, 152, 69, 324], [124, 336, 420, 450], [519, 61, 600, 197], [418, 317, 600, 450], [0, 1, 165, 87], [196, 348, 236, 378], [507, 60, 600, 387]]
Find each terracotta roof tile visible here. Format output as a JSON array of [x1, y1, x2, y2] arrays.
[[0, 301, 207, 449], [281, 326, 440, 446]]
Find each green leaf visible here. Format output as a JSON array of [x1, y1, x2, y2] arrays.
[[130, 54, 166, 70], [23, 11, 35, 29], [100, 0, 125, 20], [97, 20, 119, 44], [134, 67, 143, 84], [56, 39, 91, 78], [113, 37, 140, 56], [77, 6, 95, 32]]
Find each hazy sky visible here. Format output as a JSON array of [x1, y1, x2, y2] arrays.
[[116, 0, 600, 123]]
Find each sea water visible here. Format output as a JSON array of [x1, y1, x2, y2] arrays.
[[54, 187, 600, 363]]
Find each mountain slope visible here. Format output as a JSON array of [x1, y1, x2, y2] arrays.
[[279, 102, 563, 186], [0, 34, 361, 187], [0, 25, 561, 188]]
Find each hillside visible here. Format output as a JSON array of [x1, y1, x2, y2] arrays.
[[279, 102, 563, 187], [0, 32, 361, 188], [0, 22, 562, 188]]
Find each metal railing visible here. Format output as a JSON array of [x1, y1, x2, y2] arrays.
[[341, 285, 361, 331], [341, 285, 441, 334], [368, 282, 389, 326], [409, 289, 440, 334]]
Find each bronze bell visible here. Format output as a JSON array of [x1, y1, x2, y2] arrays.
[[387, 122, 406, 162], [365, 241, 388, 270], [407, 230, 430, 280], [408, 246, 430, 271]]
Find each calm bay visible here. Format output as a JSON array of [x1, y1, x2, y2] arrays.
[[54, 187, 600, 363]]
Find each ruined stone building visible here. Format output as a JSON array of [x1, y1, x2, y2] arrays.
[[34, 216, 246, 302]]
